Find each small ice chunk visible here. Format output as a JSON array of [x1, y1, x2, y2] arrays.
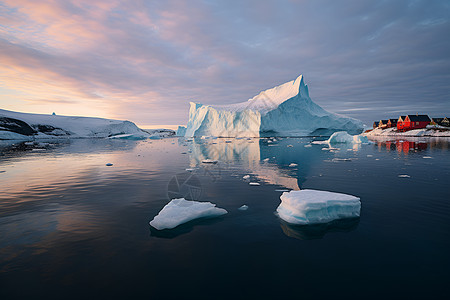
[[304, 144, 312, 148], [149, 198, 227, 230], [263, 158, 270, 162], [185, 168, 195, 171], [289, 163, 298, 167], [243, 175, 251, 180], [276, 189, 361, 225], [423, 156, 432, 159], [275, 189, 290, 192], [238, 205, 248, 211], [202, 159, 218, 164], [24, 141, 34, 146], [331, 158, 351, 162], [106, 163, 113, 166], [398, 175, 410, 178], [367, 155, 373, 157], [249, 182, 260, 186], [287, 145, 293, 147]]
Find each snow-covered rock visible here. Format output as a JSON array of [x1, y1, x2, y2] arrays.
[[149, 198, 227, 230], [183, 75, 363, 137], [0, 108, 156, 140], [276, 189, 361, 225], [327, 131, 369, 144]]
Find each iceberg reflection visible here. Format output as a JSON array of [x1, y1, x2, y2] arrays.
[[279, 218, 360, 240], [184, 137, 326, 190]]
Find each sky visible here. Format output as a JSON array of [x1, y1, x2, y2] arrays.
[[0, 0, 449, 127]]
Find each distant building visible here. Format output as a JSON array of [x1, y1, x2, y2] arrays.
[[397, 115, 407, 131], [431, 117, 449, 127], [378, 119, 389, 129], [387, 119, 398, 128], [400, 115, 431, 131]]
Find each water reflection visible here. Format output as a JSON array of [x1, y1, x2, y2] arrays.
[[279, 218, 360, 240], [369, 136, 450, 154], [183, 137, 326, 190]]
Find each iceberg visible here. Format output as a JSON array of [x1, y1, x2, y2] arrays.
[[149, 198, 227, 230], [176, 126, 187, 136], [0, 109, 174, 140], [327, 131, 368, 144], [183, 75, 363, 137], [276, 189, 361, 225]]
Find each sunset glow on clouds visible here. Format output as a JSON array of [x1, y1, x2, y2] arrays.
[[1, 0, 449, 126]]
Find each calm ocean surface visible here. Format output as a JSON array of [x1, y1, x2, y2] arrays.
[[1, 136, 449, 299]]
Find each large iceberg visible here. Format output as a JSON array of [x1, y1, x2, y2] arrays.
[[0, 109, 174, 140], [276, 189, 361, 225], [149, 198, 227, 230], [182, 75, 363, 137]]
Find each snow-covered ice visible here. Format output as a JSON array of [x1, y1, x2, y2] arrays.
[[398, 175, 411, 178], [238, 205, 249, 211], [182, 75, 363, 137], [202, 159, 218, 164], [243, 175, 250, 180], [276, 189, 361, 225], [327, 131, 369, 144], [289, 163, 298, 167], [149, 198, 227, 230], [249, 182, 260, 186]]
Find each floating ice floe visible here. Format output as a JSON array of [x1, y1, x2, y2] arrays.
[[202, 159, 218, 164], [263, 158, 270, 162], [287, 145, 293, 147], [331, 158, 352, 162], [398, 175, 410, 178], [249, 182, 260, 186], [276, 190, 361, 225], [243, 175, 251, 180], [238, 205, 249, 211], [149, 198, 227, 230], [304, 144, 312, 148], [423, 156, 432, 159], [289, 163, 298, 167]]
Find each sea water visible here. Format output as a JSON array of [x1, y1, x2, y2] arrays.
[[0, 137, 449, 299]]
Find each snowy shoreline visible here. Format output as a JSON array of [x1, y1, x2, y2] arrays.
[[0, 108, 174, 140], [364, 127, 450, 137]]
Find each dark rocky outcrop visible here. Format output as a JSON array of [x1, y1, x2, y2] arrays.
[[0, 117, 36, 136]]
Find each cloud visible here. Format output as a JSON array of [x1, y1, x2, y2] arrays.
[[0, 0, 449, 126]]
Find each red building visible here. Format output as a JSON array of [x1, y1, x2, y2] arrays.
[[397, 115, 407, 131], [387, 119, 398, 128], [399, 115, 431, 132]]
